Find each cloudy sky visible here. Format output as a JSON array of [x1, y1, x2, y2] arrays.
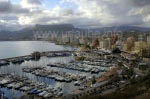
[[0, 0, 150, 30]]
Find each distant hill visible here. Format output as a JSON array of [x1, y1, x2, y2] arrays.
[[90, 26, 150, 32], [0, 24, 150, 40], [0, 24, 75, 40], [33, 24, 75, 31]]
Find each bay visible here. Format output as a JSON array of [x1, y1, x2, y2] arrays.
[[0, 41, 73, 59]]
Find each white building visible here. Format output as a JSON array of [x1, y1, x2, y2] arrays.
[[99, 38, 111, 49], [147, 36, 150, 45]]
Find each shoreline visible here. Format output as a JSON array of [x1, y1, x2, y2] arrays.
[[0, 50, 73, 60], [0, 41, 74, 59]]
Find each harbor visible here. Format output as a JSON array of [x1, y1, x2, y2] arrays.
[[0, 74, 63, 98], [0, 41, 136, 99], [22, 67, 86, 82], [0, 50, 73, 62], [0, 1, 150, 98], [0, 52, 109, 98], [0, 41, 77, 99], [47, 62, 108, 73]]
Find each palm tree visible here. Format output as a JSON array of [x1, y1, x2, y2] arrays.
[[92, 76, 96, 84], [118, 61, 123, 68]]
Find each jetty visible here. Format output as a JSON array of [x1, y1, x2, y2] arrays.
[[0, 50, 74, 66]]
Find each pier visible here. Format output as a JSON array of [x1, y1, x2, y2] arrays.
[[0, 50, 74, 62]]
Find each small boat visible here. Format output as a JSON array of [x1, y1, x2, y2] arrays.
[[43, 93, 53, 98], [22, 68, 32, 73], [79, 86, 85, 90], [34, 89, 43, 94], [74, 81, 80, 86], [46, 85, 53, 90], [84, 68, 91, 72], [56, 91, 63, 97], [38, 91, 48, 97], [65, 78, 72, 83], [55, 76, 65, 82], [52, 88, 58, 93], [47, 53, 56, 57], [24, 56, 33, 61], [11, 58, 24, 64], [7, 83, 15, 88], [14, 82, 24, 89], [79, 76, 86, 80], [48, 75, 55, 79], [0, 61, 9, 66], [0, 79, 11, 86], [28, 88, 38, 94], [100, 68, 107, 72], [91, 68, 100, 74], [20, 86, 32, 91]]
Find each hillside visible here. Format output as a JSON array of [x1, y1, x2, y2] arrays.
[[0, 24, 150, 41]]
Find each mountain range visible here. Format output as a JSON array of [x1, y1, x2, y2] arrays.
[[0, 24, 150, 40]]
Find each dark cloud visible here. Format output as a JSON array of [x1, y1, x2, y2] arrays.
[[113, 15, 144, 26], [0, 0, 150, 30], [129, 0, 150, 7], [0, 15, 18, 21], [0, 1, 12, 12], [61, 9, 74, 16], [0, 1, 29, 14], [34, 16, 62, 24], [25, 0, 42, 5], [11, 5, 29, 14]]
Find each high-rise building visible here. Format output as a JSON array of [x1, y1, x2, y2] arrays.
[[138, 35, 144, 42], [126, 36, 135, 51], [147, 35, 150, 56], [99, 38, 111, 49], [123, 42, 128, 51], [147, 36, 150, 45], [134, 41, 146, 53]]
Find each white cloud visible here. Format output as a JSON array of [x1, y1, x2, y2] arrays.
[[18, 16, 32, 25], [0, 20, 6, 23], [0, 0, 150, 30], [21, 0, 43, 8], [143, 15, 150, 22]]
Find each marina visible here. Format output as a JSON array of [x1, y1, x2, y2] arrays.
[[0, 41, 77, 99], [0, 54, 110, 98], [47, 62, 108, 73], [0, 74, 63, 98], [0, 2, 150, 98], [22, 67, 86, 82], [0, 41, 117, 99]]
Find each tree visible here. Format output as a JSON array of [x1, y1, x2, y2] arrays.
[[80, 45, 91, 51], [92, 76, 96, 84], [111, 34, 119, 45], [112, 47, 121, 53], [118, 61, 123, 68], [127, 67, 134, 77], [92, 38, 99, 49], [31, 52, 41, 60]]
